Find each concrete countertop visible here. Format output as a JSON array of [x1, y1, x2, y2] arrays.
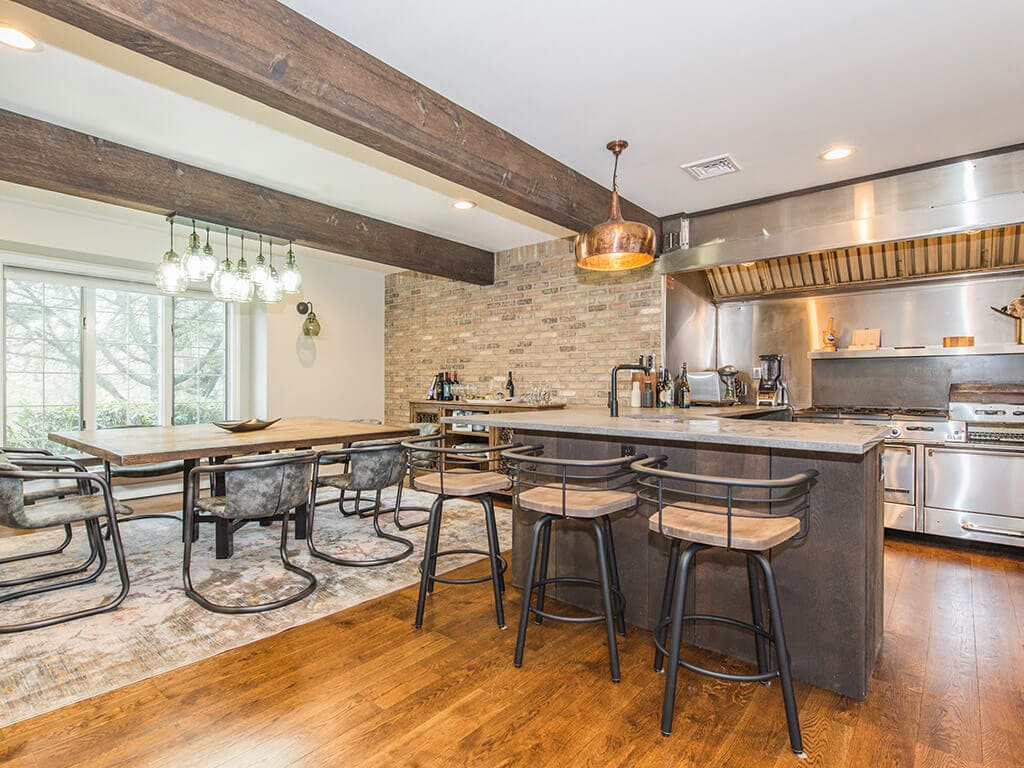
[[442, 405, 887, 455]]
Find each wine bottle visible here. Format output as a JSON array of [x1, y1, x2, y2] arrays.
[[681, 363, 691, 408], [428, 373, 438, 401], [453, 371, 460, 400], [658, 368, 673, 408], [442, 371, 452, 401], [506, 370, 515, 399]]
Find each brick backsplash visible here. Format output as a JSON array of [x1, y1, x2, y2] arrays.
[[384, 237, 663, 424]]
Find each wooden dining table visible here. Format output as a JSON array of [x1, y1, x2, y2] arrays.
[[49, 418, 417, 559]]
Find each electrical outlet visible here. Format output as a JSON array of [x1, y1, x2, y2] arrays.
[[621, 445, 636, 457]]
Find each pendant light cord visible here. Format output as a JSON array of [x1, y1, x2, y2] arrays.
[[611, 152, 620, 193]]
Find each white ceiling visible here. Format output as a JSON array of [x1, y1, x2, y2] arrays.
[[1, 0, 1022, 268], [0, 1, 565, 257], [284, 0, 1024, 215]]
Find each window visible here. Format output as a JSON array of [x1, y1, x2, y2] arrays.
[[2, 271, 229, 452], [3, 278, 82, 452], [172, 297, 227, 425]]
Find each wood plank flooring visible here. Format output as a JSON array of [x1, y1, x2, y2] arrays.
[[1, 507, 1023, 767]]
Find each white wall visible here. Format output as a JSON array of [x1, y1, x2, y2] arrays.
[[0, 182, 389, 423]]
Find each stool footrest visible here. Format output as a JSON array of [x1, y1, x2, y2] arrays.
[[420, 548, 508, 585], [527, 576, 625, 624], [653, 613, 779, 683]]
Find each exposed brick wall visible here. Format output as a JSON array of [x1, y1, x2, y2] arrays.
[[384, 237, 663, 424]]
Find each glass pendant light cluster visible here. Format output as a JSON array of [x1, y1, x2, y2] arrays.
[[154, 216, 302, 303]]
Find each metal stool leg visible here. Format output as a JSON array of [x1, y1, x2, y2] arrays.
[[425, 497, 445, 595], [533, 516, 553, 625], [653, 538, 681, 672], [602, 515, 626, 637], [481, 494, 506, 629], [514, 514, 549, 668], [414, 494, 444, 628], [590, 518, 621, 682], [752, 551, 804, 756], [747, 553, 771, 680], [661, 542, 700, 736]]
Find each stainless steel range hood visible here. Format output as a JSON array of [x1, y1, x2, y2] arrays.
[[659, 147, 1024, 299]]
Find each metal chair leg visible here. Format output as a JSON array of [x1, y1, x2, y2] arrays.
[[590, 518, 621, 683], [514, 514, 549, 668], [752, 551, 805, 756], [0, 518, 106, 603], [533, 517, 553, 625], [481, 494, 506, 629], [414, 494, 444, 628], [653, 538, 681, 672], [308, 488, 414, 567], [747, 553, 771, 680], [602, 515, 627, 637], [0, 524, 73, 566], [425, 497, 445, 595], [661, 542, 700, 736]]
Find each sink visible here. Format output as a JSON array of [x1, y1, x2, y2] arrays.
[[621, 415, 681, 424]]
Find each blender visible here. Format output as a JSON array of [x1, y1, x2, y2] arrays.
[[757, 354, 783, 407]]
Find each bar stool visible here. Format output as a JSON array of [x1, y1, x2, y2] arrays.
[[402, 438, 512, 630], [503, 446, 641, 682], [633, 456, 817, 755]]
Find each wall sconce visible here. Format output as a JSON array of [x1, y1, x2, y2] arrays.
[[296, 301, 321, 337]]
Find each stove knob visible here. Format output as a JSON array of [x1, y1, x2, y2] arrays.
[[889, 426, 901, 438]]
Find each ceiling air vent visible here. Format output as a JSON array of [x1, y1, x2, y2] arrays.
[[681, 154, 742, 181]]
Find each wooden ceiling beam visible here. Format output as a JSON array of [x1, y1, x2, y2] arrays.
[[0, 109, 495, 284], [14, 0, 660, 234]]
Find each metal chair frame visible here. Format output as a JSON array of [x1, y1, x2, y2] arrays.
[[309, 443, 415, 567], [403, 437, 515, 630], [503, 445, 642, 682], [0, 462, 130, 633], [182, 453, 318, 614], [632, 455, 818, 755]]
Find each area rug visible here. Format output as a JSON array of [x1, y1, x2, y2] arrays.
[[0, 487, 510, 728]]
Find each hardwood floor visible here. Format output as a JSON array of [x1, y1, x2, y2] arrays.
[[1, 510, 1023, 767]]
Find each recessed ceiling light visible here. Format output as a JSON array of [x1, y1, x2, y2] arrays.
[[0, 26, 38, 51], [820, 146, 855, 161], [451, 200, 476, 211]]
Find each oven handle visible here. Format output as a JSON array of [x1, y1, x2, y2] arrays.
[[961, 522, 1024, 539], [886, 446, 913, 454], [884, 487, 911, 495]]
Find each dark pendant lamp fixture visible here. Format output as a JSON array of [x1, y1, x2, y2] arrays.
[[575, 139, 656, 272]]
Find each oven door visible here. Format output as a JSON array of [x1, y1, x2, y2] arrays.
[[882, 445, 915, 506], [924, 446, 1024, 519]]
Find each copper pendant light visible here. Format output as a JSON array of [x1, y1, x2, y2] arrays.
[[575, 139, 656, 271]]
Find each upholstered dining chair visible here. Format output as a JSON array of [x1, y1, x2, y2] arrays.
[[182, 451, 317, 614], [310, 440, 414, 566], [0, 457, 131, 633]]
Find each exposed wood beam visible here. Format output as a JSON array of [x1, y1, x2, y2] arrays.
[[14, 0, 660, 234], [0, 109, 494, 284]]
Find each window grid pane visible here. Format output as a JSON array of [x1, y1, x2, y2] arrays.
[[94, 288, 161, 428], [3, 278, 82, 453], [172, 298, 227, 425]]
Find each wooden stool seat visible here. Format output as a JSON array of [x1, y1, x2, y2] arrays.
[[649, 503, 801, 551], [519, 485, 636, 519], [415, 470, 510, 496]]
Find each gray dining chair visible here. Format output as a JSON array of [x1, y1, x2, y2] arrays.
[[310, 440, 414, 566], [0, 457, 131, 633], [182, 451, 318, 614]]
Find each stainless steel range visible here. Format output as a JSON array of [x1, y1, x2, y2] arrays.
[[794, 389, 1024, 547]]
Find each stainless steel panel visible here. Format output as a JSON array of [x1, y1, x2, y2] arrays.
[[659, 150, 1024, 272], [884, 502, 916, 532], [924, 508, 1024, 547], [924, 446, 1024, 518], [882, 445, 915, 505], [664, 271, 716, 374]]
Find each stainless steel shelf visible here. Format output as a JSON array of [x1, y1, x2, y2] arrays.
[[808, 343, 1024, 360]]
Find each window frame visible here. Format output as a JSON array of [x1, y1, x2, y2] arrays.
[[1, 264, 234, 444]]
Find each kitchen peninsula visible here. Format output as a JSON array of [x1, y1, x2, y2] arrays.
[[445, 406, 888, 699]]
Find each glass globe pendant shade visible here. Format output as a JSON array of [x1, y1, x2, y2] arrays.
[[250, 235, 270, 287], [154, 222, 187, 293], [280, 242, 303, 294], [233, 246, 254, 303], [199, 226, 218, 279], [211, 227, 236, 301], [256, 243, 284, 303], [155, 248, 188, 293], [181, 220, 212, 282]]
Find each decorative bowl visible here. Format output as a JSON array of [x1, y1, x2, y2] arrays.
[[213, 418, 281, 433]]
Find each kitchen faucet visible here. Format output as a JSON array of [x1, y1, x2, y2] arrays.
[[609, 363, 648, 417]]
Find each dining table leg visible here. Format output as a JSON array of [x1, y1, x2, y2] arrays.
[[209, 456, 234, 559]]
